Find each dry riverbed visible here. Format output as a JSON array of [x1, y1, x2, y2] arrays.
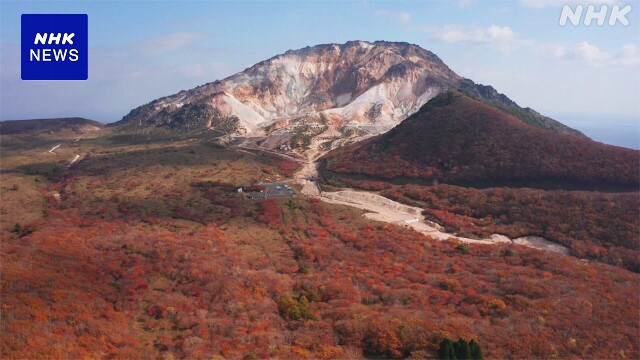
[[243, 132, 570, 255]]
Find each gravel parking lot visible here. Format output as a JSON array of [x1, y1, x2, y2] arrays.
[[245, 182, 296, 200]]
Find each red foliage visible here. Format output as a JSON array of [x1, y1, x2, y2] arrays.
[[379, 183, 640, 272], [2, 137, 638, 359], [117, 202, 130, 214], [2, 202, 638, 359], [256, 199, 283, 229], [274, 160, 301, 178], [323, 92, 639, 190]]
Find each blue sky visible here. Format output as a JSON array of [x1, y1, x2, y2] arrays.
[[1, 0, 639, 146]]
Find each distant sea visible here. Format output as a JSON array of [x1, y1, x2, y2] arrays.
[[559, 116, 640, 150]]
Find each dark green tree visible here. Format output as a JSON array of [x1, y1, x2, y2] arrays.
[[456, 244, 470, 254], [454, 338, 471, 359], [438, 338, 456, 360], [469, 339, 483, 360]]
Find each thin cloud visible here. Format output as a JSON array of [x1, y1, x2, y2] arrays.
[[375, 9, 411, 24], [430, 25, 515, 43], [618, 44, 640, 67], [554, 41, 640, 67]]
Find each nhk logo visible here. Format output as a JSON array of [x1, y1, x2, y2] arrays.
[[21, 14, 88, 80], [559, 4, 632, 26], [30, 33, 79, 61]]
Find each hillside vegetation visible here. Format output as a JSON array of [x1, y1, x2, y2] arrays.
[[321, 92, 640, 272], [1, 127, 638, 359], [323, 91, 639, 190]]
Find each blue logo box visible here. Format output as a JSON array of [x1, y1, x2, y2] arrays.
[[21, 14, 88, 80]]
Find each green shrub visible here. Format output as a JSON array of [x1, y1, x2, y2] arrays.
[[276, 293, 316, 321], [437, 337, 482, 359], [456, 244, 469, 254]]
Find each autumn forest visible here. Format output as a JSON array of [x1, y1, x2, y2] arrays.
[[1, 102, 639, 360]]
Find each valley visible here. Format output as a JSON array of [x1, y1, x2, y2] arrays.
[[234, 129, 572, 254]]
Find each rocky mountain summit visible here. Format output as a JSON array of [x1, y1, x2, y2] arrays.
[[114, 41, 583, 149]]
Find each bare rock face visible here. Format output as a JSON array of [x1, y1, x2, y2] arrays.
[[114, 40, 583, 141]]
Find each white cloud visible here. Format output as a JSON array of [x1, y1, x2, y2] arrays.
[[618, 44, 640, 66], [430, 25, 515, 43], [519, 0, 617, 8], [554, 41, 640, 67], [375, 9, 411, 24], [137, 32, 206, 55]]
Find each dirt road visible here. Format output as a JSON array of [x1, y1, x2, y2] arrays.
[[233, 131, 570, 255], [311, 187, 568, 254]]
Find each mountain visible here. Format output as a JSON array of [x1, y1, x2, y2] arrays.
[[2, 46, 638, 360], [321, 91, 639, 190], [113, 41, 583, 145], [0, 117, 103, 135]]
